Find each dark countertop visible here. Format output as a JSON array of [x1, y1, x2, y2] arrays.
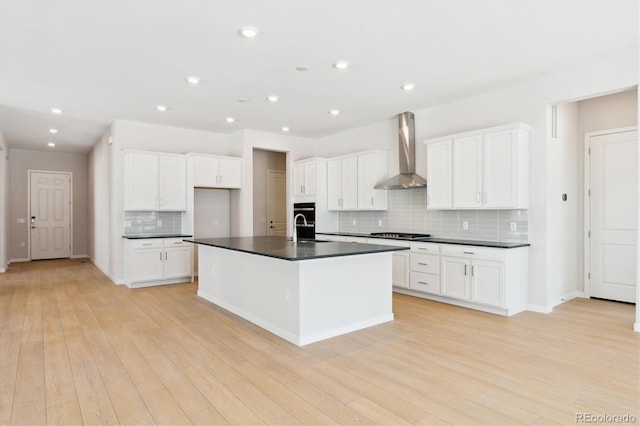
[[316, 232, 530, 249], [123, 234, 193, 239], [184, 236, 408, 261]]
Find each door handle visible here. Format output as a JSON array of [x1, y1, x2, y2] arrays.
[[30, 216, 36, 229]]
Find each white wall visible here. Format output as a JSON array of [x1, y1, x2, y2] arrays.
[[313, 52, 638, 312], [88, 127, 112, 278], [0, 128, 8, 272]]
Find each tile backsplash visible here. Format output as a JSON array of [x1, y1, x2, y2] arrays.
[[338, 188, 528, 242], [123, 211, 184, 236]]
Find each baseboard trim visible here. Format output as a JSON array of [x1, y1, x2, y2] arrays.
[[9, 258, 30, 263], [634, 322, 639, 333], [527, 304, 553, 314], [71, 254, 88, 259]]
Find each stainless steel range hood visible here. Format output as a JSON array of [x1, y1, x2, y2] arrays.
[[375, 111, 427, 189]]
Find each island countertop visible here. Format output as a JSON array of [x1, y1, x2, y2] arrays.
[[184, 236, 408, 261]]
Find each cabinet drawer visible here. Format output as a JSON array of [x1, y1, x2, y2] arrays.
[[410, 272, 440, 295], [130, 239, 163, 249], [410, 253, 439, 274], [410, 242, 440, 254], [440, 244, 504, 261], [164, 238, 189, 247]]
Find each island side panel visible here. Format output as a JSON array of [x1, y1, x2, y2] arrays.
[[196, 245, 301, 344], [298, 252, 394, 346]]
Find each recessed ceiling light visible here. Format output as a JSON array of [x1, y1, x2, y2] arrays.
[[156, 104, 167, 112], [49, 128, 58, 134], [266, 95, 279, 103], [296, 65, 310, 72], [239, 26, 259, 38], [51, 107, 63, 115], [281, 126, 290, 132], [226, 117, 235, 123], [47, 142, 56, 147], [237, 98, 250, 103], [401, 83, 416, 91], [185, 75, 200, 85], [334, 60, 350, 70], [329, 109, 340, 116]]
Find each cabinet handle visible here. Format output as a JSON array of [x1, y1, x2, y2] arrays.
[[418, 281, 429, 285], [300, 185, 304, 193], [173, 242, 182, 245], [476, 192, 481, 203], [142, 243, 152, 246], [159, 252, 162, 261], [165, 252, 167, 260], [418, 262, 428, 266], [482, 192, 487, 203], [471, 265, 475, 277], [464, 264, 468, 276], [463, 251, 475, 255], [418, 248, 429, 251]]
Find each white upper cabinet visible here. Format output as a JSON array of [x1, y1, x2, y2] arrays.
[[426, 140, 453, 209], [124, 151, 187, 211], [189, 154, 242, 188], [327, 150, 388, 211], [327, 155, 358, 210], [357, 151, 388, 210], [425, 122, 530, 209], [293, 159, 317, 197]]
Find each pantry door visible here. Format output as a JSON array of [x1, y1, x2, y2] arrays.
[[588, 128, 637, 303], [29, 171, 72, 260], [267, 170, 287, 236]]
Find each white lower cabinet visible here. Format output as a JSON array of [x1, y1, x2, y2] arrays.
[[124, 238, 193, 287]]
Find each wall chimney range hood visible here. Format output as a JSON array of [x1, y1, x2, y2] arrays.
[[375, 111, 427, 189]]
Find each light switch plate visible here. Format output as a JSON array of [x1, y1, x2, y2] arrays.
[[462, 221, 468, 230], [510, 222, 517, 231]]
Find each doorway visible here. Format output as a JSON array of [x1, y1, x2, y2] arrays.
[[585, 127, 638, 303], [252, 149, 287, 236], [28, 170, 72, 260]]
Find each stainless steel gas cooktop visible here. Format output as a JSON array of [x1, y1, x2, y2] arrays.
[[370, 232, 431, 241]]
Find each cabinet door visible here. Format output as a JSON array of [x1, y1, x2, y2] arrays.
[[293, 162, 305, 196], [158, 155, 186, 210], [392, 251, 410, 289], [303, 161, 316, 195], [453, 135, 482, 208], [193, 156, 220, 187], [426, 140, 452, 209], [341, 156, 358, 210], [164, 246, 192, 279], [357, 153, 376, 209], [441, 256, 469, 300], [219, 157, 242, 188], [125, 152, 158, 210], [327, 159, 342, 210], [471, 260, 504, 307], [131, 249, 164, 282], [482, 130, 516, 208]]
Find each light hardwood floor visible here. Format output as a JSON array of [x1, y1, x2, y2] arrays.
[[1, 258, 638, 425]]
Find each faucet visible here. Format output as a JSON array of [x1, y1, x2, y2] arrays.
[[292, 213, 308, 243]]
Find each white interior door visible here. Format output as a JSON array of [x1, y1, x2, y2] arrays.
[[30, 171, 71, 260], [589, 128, 637, 302], [267, 170, 287, 236]]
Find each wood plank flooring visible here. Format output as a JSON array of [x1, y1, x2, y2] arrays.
[[1, 258, 638, 425]]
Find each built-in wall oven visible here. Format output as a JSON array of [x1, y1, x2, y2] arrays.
[[293, 202, 316, 240]]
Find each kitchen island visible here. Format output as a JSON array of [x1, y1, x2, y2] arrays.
[[185, 236, 408, 346]]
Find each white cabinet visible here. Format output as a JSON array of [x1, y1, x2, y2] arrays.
[[425, 122, 530, 209], [409, 242, 441, 295], [124, 238, 193, 288], [392, 251, 410, 289], [439, 244, 526, 314], [426, 140, 452, 209], [293, 159, 317, 197], [189, 154, 242, 188], [124, 151, 187, 211], [327, 156, 358, 210], [328, 150, 388, 211], [357, 151, 388, 210]]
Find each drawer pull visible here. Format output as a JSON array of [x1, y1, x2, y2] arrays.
[[463, 251, 475, 255], [418, 263, 428, 266], [418, 281, 429, 285], [418, 247, 429, 251], [142, 243, 153, 246], [173, 242, 183, 245]]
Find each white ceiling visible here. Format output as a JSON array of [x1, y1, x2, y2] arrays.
[[0, 0, 637, 153]]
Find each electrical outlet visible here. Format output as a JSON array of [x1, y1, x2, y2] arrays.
[[213, 219, 218, 226], [462, 221, 468, 230], [157, 219, 162, 226], [283, 289, 290, 303], [510, 222, 517, 231], [20, 242, 25, 247], [378, 219, 383, 227], [352, 219, 356, 226], [124, 221, 132, 227]]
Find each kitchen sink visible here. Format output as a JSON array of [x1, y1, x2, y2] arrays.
[[295, 239, 331, 243]]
